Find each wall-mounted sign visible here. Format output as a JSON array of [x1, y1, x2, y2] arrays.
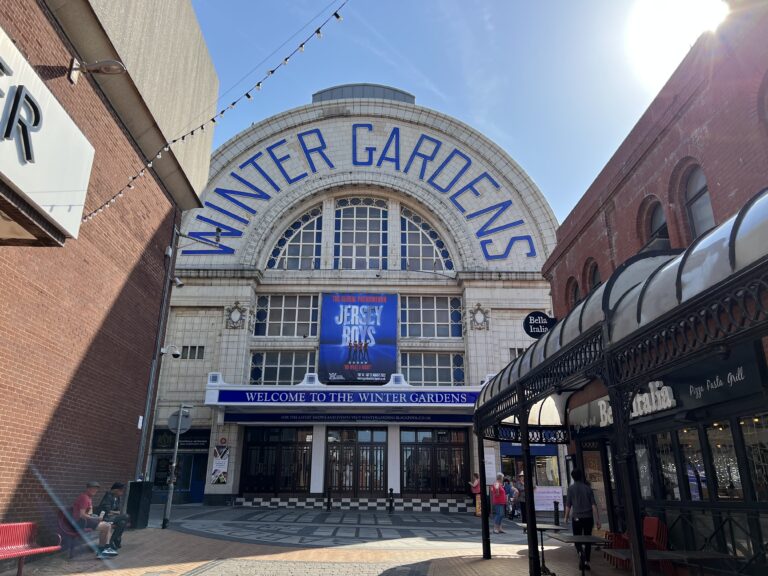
[[669, 344, 763, 410], [181, 122, 538, 261], [0, 26, 94, 239], [318, 293, 397, 384], [224, 413, 474, 424], [570, 381, 677, 431], [214, 388, 479, 406], [152, 428, 210, 451], [523, 311, 556, 339], [210, 445, 229, 484]]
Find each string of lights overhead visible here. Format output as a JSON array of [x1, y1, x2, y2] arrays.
[[81, 2, 347, 224]]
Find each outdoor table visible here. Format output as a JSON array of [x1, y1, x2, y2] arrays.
[[515, 522, 567, 575], [547, 532, 608, 576], [602, 548, 735, 575]]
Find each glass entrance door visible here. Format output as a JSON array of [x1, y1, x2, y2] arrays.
[[327, 428, 387, 496], [583, 448, 611, 530]]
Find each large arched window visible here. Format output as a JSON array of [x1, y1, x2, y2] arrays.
[[266, 206, 322, 270], [333, 197, 388, 270], [685, 167, 715, 240], [400, 207, 454, 272]]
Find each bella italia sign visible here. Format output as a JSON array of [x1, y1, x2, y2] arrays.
[[183, 121, 538, 262], [597, 382, 676, 427]]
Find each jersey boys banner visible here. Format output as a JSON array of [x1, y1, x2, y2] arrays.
[[319, 293, 397, 384]]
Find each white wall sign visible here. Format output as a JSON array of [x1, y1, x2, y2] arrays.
[[484, 453, 497, 484], [0, 26, 94, 239], [533, 486, 563, 511]]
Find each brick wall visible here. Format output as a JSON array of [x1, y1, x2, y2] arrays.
[[0, 0, 176, 535], [543, 5, 768, 318]]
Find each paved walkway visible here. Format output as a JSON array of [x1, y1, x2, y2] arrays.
[[1, 505, 626, 576]]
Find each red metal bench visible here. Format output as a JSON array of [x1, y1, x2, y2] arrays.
[[0, 522, 61, 576]]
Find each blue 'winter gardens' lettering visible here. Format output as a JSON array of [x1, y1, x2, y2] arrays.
[[183, 123, 536, 260]]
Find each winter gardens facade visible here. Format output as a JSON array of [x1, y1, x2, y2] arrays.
[[151, 84, 561, 511]]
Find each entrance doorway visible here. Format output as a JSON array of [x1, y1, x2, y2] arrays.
[[579, 440, 617, 531], [240, 427, 313, 495], [326, 428, 387, 496]]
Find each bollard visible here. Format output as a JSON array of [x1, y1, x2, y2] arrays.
[[326, 490, 332, 511], [388, 488, 394, 514], [554, 500, 560, 526]]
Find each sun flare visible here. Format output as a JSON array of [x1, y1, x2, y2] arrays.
[[626, 0, 729, 93]]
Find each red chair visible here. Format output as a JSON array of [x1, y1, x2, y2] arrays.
[[0, 522, 61, 576], [56, 510, 93, 558], [604, 516, 672, 573]]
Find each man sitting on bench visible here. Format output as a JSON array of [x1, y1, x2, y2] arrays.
[[97, 482, 130, 550], [72, 481, 117, 559]]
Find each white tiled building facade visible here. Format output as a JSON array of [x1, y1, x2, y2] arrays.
[[151, 85, 559, 510]]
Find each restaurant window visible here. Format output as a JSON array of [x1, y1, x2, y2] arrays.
[[250, 351, 316, 385], [400, 296, 462, 338], [706, 420, 744, 500], [655, 432, 680, 500], [684, 166, 715, 240], [266, 205, 323, 270], [566, 277, 580, 309], [741, 413, 768, 501], [400, 352, 465, 386], [634, 438, 653, 500], [400, 428, 468, 495], [678, 427, 709, 501]]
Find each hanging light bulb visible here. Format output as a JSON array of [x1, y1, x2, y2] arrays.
[[283, 56, 289, 65], [268, 69, 274, 76], [139, 169, 145, 177], [245, 92, 252, 100], [128, 184, 135, 190], [315, 28, 322, 39], [156, 152, 162, 159], [147, 160, 153, 168], [333, 11, 342, 21], [164, 145, 170, 152], [299, 43, 305, 52], [256, 82, 262, 90], [118, 191, 124, 197]]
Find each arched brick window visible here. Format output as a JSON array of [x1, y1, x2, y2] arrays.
[[565, 276, 581, 309], [586, 260, 601, 291], [684, 167, 715, 240]]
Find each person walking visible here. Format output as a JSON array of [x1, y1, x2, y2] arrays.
[[469, 472, 481, 517], [513, 471, 527, 522], [564, 469, 602, 571], [503, 476, 518, 519], [490, 473, 508, 533]]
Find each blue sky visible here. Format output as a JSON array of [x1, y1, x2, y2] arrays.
[[190, 0, 724, 223]]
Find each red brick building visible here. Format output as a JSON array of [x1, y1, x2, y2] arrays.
[[0, 0, 216, 534], [543, 1, 768, 318]]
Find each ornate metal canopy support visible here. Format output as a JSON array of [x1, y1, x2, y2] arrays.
[[517, 380, 542, 576], [476, 433, 492, 559], [605, 358, 648, 576]]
